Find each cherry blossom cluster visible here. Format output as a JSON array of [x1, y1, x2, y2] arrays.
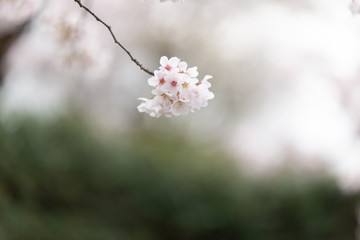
[[137, 56, 214, 118]]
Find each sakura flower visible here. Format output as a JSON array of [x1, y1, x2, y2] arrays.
[[160, 56, 181, 72], [137, 56, 214, 118], [186, 66, 199, 78], [137, 96, 170, 118], [172, 100, 191, 116], [161, 72, 184, 97], [148, 70, 166, 87]]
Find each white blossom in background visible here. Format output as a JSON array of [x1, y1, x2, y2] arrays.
[[0, 0, 42, 31], [137, 56, 214, 118], [39, 7, 112, 80], [350, 0, 360, 14], [160, 0, 184, 2]]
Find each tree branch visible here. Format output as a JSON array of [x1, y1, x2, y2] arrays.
[[73, 0, 154, 76]]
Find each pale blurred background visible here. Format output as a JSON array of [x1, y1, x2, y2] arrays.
[[2, 0, 360, 189], [0, 1, 360, 239]]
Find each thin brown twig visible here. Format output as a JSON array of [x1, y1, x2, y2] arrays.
[[73, 0, 154, 76]]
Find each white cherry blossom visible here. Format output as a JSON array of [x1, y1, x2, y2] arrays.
[[172, 100, 191, 116], [186, 66, 199, 78], [159, 56, 181, 72], [137, 56, 214, 118], [148, 70, 166, 87]]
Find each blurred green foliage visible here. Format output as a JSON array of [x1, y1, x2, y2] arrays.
[[0, 116, 358, 240]]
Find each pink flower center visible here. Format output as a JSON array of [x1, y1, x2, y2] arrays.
[[165, 65, 172, 71], [171, 81, 177, 87], [159, 78, 165, 85]]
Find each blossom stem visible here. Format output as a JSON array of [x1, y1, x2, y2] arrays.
[[73, 0, 154, 76]]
